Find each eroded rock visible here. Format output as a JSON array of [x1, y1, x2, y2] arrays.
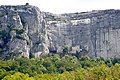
[[0, 5, 120, 59]]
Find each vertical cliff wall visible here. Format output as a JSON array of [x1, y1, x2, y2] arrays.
[[0, 5, 120, 59], [45, 10, 120, 58], [0, 5, 49, 59]]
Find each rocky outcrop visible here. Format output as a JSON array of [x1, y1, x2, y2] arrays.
[[0, 5, 49, 59], [0, 4, 120, 59]]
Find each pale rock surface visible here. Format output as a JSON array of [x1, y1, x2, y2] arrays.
[[0, 4, 120, 59]]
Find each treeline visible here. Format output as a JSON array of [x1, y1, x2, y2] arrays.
[[0, 54, 120, 80]]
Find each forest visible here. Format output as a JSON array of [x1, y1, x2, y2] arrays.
[[0, 52, 120, 80]]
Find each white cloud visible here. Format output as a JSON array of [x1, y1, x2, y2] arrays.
[[0, 0, 120, 14]]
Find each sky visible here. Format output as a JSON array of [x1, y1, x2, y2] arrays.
[[0, 0, 120, 14]]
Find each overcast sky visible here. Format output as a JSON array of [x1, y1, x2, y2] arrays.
[[0, 0, 120, 14]]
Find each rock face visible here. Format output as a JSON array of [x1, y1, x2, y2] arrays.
[[0, 5, 49, 59], [0, 5, 120, 59], [44, 10, 120, 58]]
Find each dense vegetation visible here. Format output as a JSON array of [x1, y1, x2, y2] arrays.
[[0, 54, 120, 80]]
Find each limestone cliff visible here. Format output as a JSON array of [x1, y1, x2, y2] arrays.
[[44, 10, 120, 58], [0, 4, 120, 59], [0, 5, 49, 59]]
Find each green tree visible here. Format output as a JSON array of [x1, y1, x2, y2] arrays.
[[62, 44, 69, 56], [2, 72, 34, 80]]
